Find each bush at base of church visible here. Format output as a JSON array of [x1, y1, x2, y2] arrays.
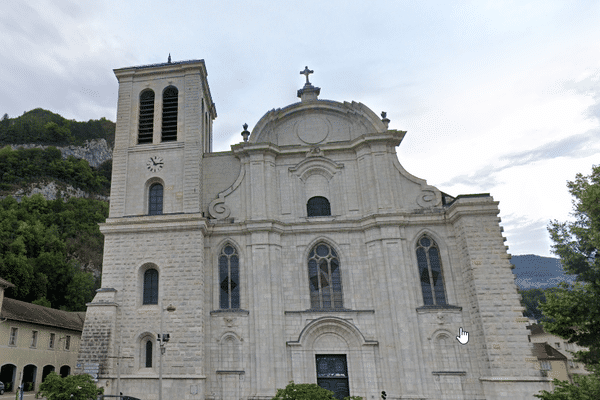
[[37, 372, 103, 400], [271, 381, 362, 400]]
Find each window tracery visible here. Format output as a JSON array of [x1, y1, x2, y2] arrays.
[[416, 236, 446, 305], [219, 245, 240, 309], [308, 243, 343, 309]]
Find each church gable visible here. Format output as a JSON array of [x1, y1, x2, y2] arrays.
[[250, 100, 387, 147]]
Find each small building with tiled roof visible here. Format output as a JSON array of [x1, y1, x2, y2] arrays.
[[527, 323, 592, 384], [531, 342, 569, 381], [0, 277, 85, 394]]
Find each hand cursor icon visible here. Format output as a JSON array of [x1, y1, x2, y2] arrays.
[[456, 327, 469, 345]]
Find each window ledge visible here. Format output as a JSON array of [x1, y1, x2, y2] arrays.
[[416, 305, 462, 313], [432, 371, 466, 376], [210, 309, 249, 315], [285, 309, 375, 314]]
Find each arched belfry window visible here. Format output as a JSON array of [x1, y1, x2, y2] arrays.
[[308, 243, 343, 309], [145, 340, 153, 368], [138, 90, 155, 144], [416, 236, 446, 305], [307, 196, 331, 217], [143, 269, 158, 305], [161, 86, 178, 141], [148, 183, 163, 215], [219, 245, 240, 309]]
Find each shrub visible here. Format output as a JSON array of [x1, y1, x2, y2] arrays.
[[37, 372, 103, 400], [271, 381, 362, 400]]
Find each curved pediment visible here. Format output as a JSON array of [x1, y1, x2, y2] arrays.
[[250, 100, 387, 146]]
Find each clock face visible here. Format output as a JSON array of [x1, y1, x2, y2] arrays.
[[147, 156, 164, 172]]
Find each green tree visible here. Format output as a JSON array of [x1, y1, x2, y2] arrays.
[[64, 269, 96, 311], [519, 288, 548, 322], [37, 372, 103, 400], [271, 381, 362, 400], [534, 165, 600, 399]]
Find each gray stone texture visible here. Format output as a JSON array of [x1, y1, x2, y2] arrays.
[[78, 60, 551, 399]]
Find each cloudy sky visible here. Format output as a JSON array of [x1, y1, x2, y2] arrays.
[[2, 0, 599, 257]]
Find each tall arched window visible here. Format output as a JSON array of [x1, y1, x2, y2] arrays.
[[307, 196, 331, 217], [145, 340, 153, 368], [416, 236, 446, 305], [219, 245, 240, 309], [143, 269, 159, 305], [148, 183, 163, 215], [308, 243, 343, 309], [161, 86, 178, 141], [138, 90, 155, 144]]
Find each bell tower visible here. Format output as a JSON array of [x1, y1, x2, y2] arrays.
[[77, 59, 214, 398], [110, 58, 216, 218]]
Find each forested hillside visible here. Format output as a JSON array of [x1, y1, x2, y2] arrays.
[[0, 195, 107, 311], [0, 109, 113, 311], [0, 146, 111, 197], [0, 108, 115, 147]]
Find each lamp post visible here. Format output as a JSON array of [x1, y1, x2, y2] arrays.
[[158, 302, 176, 400]]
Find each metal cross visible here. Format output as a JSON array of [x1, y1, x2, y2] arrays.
[[300, 66, 313, 84]]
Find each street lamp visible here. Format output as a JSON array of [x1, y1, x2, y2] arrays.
[[158, 302, 176, 400]]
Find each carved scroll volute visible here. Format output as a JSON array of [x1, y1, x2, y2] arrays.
[[417, 188, 442, 208], [208, 194, 231, 219]]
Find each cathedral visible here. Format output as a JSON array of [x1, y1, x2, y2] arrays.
[[77, 59, 551, 400]]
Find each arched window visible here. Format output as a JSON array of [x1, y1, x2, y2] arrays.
[[416, 236, 446, 305], [138, 90, 155, 144], [143, 269, 159, 305], [307, 196, 331, 217], [145, 340, 153, 368], [148, 183, 163, 215], [161, 86, 178, 141], [219, 245, 240, 309], [308, 243, 342, 309]]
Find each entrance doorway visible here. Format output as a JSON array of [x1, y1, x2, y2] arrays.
[[316, 355, 349, 400]]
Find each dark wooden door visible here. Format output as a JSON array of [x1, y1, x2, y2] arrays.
[[316, 355, 350, 400]]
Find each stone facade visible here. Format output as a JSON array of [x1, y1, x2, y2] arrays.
[[0, 279, 84, 394], [78, 60, 551, 399]]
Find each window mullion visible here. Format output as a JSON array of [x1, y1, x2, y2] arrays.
[[425, 247, 436, 305], [327, 258, 333, 308], [317, 256, 323, 308], [228, 255, 232, 308]]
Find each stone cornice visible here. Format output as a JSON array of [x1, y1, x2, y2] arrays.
[[113, 59, 216, 118], [103, 374, 207, 379], [230, 130, 406, 156], [114, 59, 207, 79], [207, 211, 450, 236], [479, 376, 550, 382], [100, 213, 207, 234], [445, 195, 500, 223]]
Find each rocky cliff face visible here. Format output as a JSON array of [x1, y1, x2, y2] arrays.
[[5, 139, 112, 201], [12, 181, 109, 202], [10, 139, 113, 168]]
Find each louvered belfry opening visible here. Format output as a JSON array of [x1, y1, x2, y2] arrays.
[[161, 86, 178, 141], [138, 90, 155, 144]]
